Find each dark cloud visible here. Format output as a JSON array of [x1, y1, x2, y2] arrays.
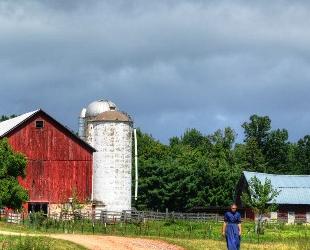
[[0, 0, 310, 143]]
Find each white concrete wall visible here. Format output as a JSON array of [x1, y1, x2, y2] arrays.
[[288, 211, 295, 224], [306, 212, 310, 223], [87, 121, 132, 212], [270, 212, 278, 220]]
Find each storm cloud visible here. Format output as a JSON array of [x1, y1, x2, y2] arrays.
[[1, 0, 310, 142]]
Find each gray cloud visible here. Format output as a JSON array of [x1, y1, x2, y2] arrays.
[[0, 0, 310, 143]]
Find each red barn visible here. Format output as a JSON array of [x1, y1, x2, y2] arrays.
[[0, 109, 95, 213]]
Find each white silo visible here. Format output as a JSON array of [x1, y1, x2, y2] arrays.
[[80, 99, 133, 212]]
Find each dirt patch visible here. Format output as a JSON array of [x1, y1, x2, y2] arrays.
[[0, 231, 184, 250]]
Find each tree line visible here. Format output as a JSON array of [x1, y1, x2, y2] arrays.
[[1, 113, 309, 212], [133, 114, 310, 212]]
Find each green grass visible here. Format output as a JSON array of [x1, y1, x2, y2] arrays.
[[165, 238, 310, 250], [0, 235, 86, 250], [1, 218, 310, 249]]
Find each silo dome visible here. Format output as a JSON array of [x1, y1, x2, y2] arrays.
[[85, 100, 117, 117]]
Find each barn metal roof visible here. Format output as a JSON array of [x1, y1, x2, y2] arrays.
[[243, 171, 310, 205], [0, 109, 96, 152], [0, 110, 39, 137]]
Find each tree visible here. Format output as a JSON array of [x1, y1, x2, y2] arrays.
[[242, 115, 271, 150], [133, 127, 240, 212], [0, 114, 17, 122], [133, 115, 303, 212], [181, 128, 205, 148], [241, 176, 280, 234], [209, 127, 236, 165], [264, 129, 290, 173], [240, 115, 271, 172], [0, 138, 28, 210], [132, 129, 169, 211], [241, 115, 295, 174], [294, 135, 310, 174], [244, 138, 266, 172]]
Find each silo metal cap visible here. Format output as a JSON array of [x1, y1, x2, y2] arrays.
[[85, 99, 118, 117]]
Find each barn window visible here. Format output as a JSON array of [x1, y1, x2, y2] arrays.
[[28, 202, 48, 214], [35, 120, 44, 128]]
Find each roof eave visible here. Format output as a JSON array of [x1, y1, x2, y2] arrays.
[[0, 110, 40, 138], [0, 109, 96, 153]]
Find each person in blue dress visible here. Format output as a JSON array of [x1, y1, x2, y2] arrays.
[[222, 204, 242, 250]]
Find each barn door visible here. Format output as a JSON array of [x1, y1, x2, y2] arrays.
[[29, 160, 45, 200], [28, 202, 48, 214]]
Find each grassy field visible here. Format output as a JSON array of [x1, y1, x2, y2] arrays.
[[1, 219, 310, 249], [166, 238, 310, 250], [0, 235, 86, 250]]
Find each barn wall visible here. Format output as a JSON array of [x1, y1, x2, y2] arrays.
[[7, 113, 93, 204]]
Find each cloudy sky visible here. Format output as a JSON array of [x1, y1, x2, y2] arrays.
[[1, 0, 310, 143]]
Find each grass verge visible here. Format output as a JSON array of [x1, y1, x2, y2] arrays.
[[0, 234, 86, 250], [165, 238, 310, 250]]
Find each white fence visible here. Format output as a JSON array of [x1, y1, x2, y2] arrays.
[[57, 210, 223, 223], [7, 213, 22, 224]]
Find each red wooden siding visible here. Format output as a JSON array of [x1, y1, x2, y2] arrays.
[[6, 112, 93, 204]]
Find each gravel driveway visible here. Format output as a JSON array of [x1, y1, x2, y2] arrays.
[[0, 230, 184, 250]]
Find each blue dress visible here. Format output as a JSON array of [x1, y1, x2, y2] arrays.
[[224, 211, 241, 250]]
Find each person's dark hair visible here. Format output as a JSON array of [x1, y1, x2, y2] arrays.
[[230, 204, 238, 212]]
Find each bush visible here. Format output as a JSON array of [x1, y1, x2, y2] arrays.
[[29, 211, 46, 227]]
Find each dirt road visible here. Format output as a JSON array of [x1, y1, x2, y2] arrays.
[[0, 230, 184, 250]]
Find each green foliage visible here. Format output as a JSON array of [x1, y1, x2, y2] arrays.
[[0, 114, 17, 122], [181, 129, 205, 148], [134, 113, 309, 212], [241, 176, 280, 216], [0, 178, 29, 209], [239, 114, 296, 174], [239, 138, 266, 172], [241, 176, 280, 234], [29, 211, 46, 226], [0, 138, 28, 210], [0, 139, 27, 178], [242, 115, 271, 150], [293, 135, 310, 174], [264, 129, 290, 173], [71, 188, 84, 212], [134, 128, 240, 211]]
